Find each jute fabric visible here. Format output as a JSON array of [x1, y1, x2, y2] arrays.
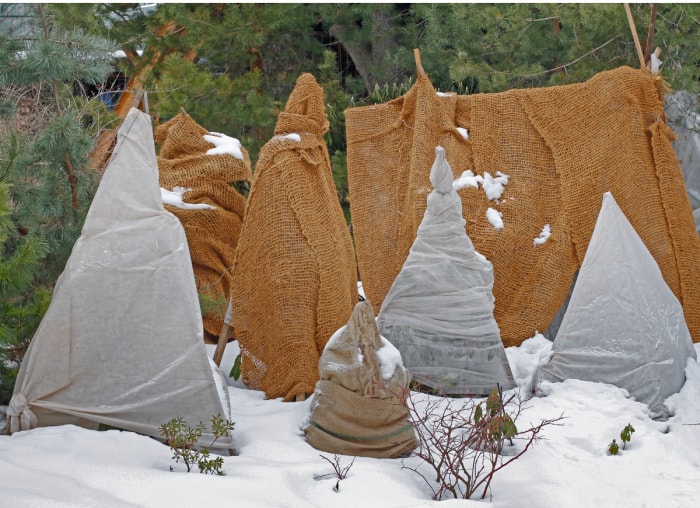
[[231, 74, 358, 401], [305, 300, 417, 458], [155, 112, 252, 343], [346, 67, 700, 347]]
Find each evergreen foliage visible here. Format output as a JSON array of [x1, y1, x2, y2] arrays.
[[159, 414, 235, 475], [0, 4, 116, 404], [413, 4, 700, 93], [0, 182, 50, 403], [53, 3, 328, 163]]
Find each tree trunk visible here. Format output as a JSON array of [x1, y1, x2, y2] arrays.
[[329, 7, 401, 93]]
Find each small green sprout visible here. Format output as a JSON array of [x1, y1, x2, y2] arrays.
[[620, 423, 635, 450]]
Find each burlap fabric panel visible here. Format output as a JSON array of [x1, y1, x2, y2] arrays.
[[347, 67, 700, 347], [231, 73, 358, 401], [305, 300, 417, 458], [156, 112, 252, 343]]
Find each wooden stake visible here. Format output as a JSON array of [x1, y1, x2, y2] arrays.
[[644, 3, 658, 65], [213, 321, 231, 367], [624, 3, 646, 69], [414, 48, 427, 79]]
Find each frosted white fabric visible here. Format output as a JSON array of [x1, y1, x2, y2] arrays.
[[537, 192, 696, 416], [6, 109, 233, 450], [666, 91, 700, 236], [377, 146, 516, 395]]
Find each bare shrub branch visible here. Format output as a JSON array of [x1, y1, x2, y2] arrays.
[[401, 384, 565, 500]]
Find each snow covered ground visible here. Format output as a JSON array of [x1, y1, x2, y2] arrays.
[[1, 337, 699, 508]]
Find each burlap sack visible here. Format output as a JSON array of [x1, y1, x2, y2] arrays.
[[155, 112, 252, 343], [347, 67, 700, 347], [305, 300, 417, 458], [231, 73, 358, 401]]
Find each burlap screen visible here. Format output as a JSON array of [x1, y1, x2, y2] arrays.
[[156, 112, 252, 343], [230, 73, 358, 401], [347, 66, 700, 347]]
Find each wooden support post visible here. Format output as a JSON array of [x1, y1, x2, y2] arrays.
[[413, 48, 427, 79], [644, 3, 658, 66], [213, 321, 231, 367], [624, 3, 646, 69]]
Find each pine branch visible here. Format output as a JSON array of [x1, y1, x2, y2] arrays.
[[542, 35, 620, 75]]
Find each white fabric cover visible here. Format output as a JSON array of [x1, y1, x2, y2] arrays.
[[546, 92, 700, 340], [537, 192, 696, 416], [6, 109, 233, 450], [376, 146, 516, 395], [666, 91, 700, 236]]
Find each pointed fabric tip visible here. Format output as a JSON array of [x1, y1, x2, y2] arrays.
[[318, 299, 385, 396], [377, 143, 516, 396], [430, 147, 454, 194], [275, 73, 329, 136], [83, 108, 162, 235]]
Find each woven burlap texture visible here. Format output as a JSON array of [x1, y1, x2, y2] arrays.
[[156, 112, 252, 343], [305, 300, 417, 458], [346, 66, 700, 347], [230, 73, 358, 401]]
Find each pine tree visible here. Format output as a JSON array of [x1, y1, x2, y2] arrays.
[[412, 3, 700, 94], [0, 4, 117, 404], [53, 3, 328, 164], [0, 182, 49, 403]]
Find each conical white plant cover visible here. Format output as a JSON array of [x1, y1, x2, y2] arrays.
[[6, 109, 232, 449], [538, 192, 696, 416], [377, 146, 515, 395]]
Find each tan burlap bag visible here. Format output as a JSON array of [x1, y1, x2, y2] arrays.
[[305, 300, 417, 458], [155, 112, 252, 343], [230, 73, 358, 401], [347, 67, 700, 347]]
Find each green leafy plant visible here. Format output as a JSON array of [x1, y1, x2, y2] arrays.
[[159, 414, 235, 474], [620, 423, 635, 450], [608, 423, 635, 455], [475, 386, 518, 446], [229, 353, 242, 381]]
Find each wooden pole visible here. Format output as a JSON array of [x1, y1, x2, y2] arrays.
[[624, 3, 646, 69], [414, 48, 427, 79], [213, 321, 230, 367], [643, 3, 658, 65]]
